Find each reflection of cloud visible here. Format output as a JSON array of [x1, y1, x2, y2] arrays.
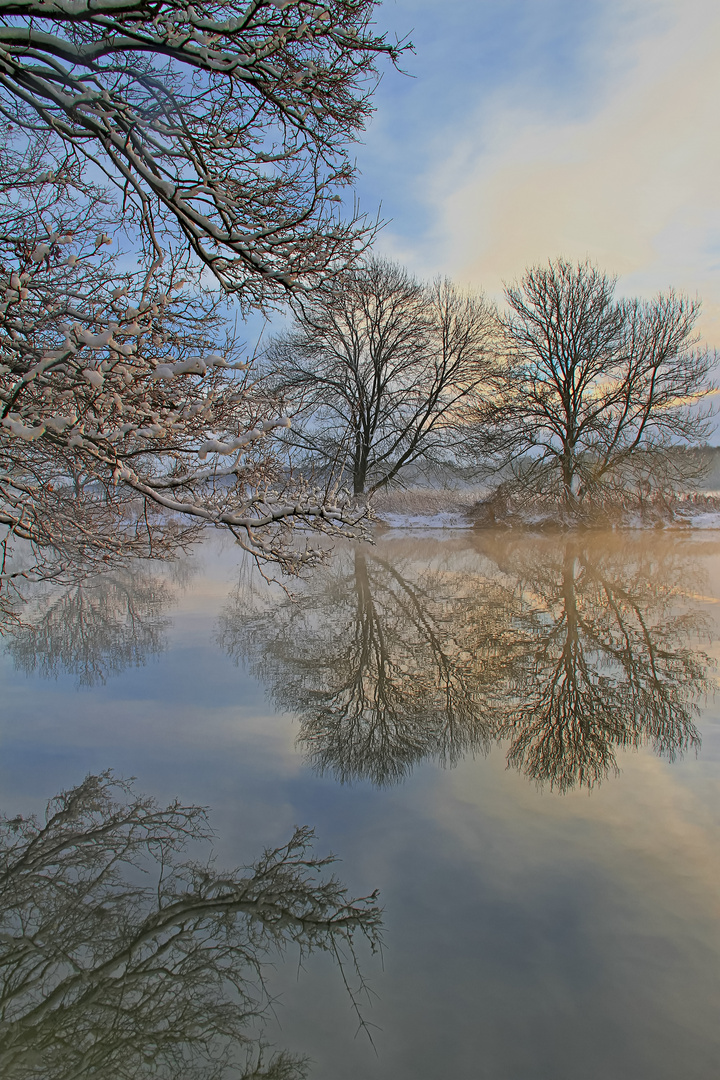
[[336, 736, 720, 1080], [444, 747, 720, 920], [385, 0, 720, 346], [419, 745, 720, 1065], [2, 531, 720, 1079]]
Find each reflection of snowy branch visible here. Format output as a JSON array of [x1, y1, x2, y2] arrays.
[[0, 772, 383, 1080], [5, 567, 176, 685]]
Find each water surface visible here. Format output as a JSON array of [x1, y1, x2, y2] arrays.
[[1, 529, 719, 1079]]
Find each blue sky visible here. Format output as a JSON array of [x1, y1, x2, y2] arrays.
[[350, 0, 720, 345]]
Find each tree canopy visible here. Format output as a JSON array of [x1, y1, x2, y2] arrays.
[[267, 257, 497, 494], [491, 258, 716, 510], [0, 1, 406, 588], [0, 186, 363, 582]]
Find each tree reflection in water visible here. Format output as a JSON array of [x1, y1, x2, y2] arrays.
[[482, 534, 712, 791], [0, 773, 382, 1080], [219, 546, 511, 785], [5, 567, 179, 687], [4, 533, 713, 792], [220, 534, 714, 792]]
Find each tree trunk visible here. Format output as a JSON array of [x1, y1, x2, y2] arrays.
[[353, 430, 368, 495], [561, 445, 578, 510]]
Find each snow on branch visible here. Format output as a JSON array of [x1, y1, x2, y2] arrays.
[[0, 181, 368, 583], [0, 0, 410, 303]]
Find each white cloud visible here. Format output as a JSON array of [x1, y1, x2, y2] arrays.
[[397, 0, 720, 344]]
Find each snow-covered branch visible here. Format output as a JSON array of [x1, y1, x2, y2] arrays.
[[0, 173, 367, 584], [0, 0, 398, 594], [0, 0, 409, 302]]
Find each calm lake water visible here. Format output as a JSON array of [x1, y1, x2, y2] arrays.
[[1, 529, 719, 1079]]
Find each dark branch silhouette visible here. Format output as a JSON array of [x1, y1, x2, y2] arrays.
[[0, 772, 382, 1079]]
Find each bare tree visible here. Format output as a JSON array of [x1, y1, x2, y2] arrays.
[[0, 0, 407, 302], [266, 258, 498, 495], [0, 772, 382, 1079], [489, 259, 716, 513]]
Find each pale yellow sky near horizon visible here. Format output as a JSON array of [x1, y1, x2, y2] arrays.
[[380, 0, 720, 349]]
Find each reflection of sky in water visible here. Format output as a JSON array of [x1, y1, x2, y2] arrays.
[[1, 531, 719, 1079]]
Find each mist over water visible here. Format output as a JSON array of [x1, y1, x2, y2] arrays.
[[1, 529, 719, 1079]]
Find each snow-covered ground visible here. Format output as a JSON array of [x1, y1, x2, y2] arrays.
[[371, 487, 483, 531], [376, 511, 473, 530], [371, 489, 720, 531], [672, 509, 720, 529]]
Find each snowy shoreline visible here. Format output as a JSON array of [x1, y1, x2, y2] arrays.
[[373, 510, 720, 531], [370, 489, 720, 532]]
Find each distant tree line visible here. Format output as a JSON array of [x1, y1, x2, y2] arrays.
[[266, 256, 716, 514]]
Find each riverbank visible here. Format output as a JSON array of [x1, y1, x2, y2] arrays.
[[370, 487, 720, 530]]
